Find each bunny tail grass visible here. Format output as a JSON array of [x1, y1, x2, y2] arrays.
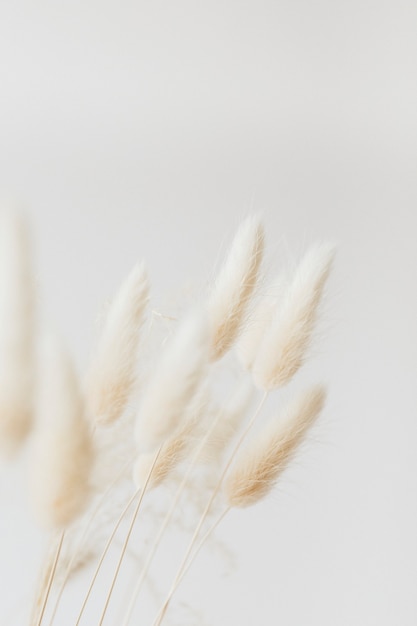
[[30, 334, 94, 529], [236, 272, 287, 371], [208, 215, 265, 361], [133, 387, 209, 489], [87, 262, 149, 426], [152, 391, 268, 626], [253, 243, 335, 390], [0, 209, 36, 455], [133, 420, 194, 490], [225, 385, 326, 508], [135, 310, 208, 453]]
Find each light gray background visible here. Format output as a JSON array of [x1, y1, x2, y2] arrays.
[[0, 1, 416, 625]]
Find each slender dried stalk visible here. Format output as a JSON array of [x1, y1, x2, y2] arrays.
[[0, 210, 35, 455], [135, 310, 208, 453], [47, 456, 134, 626], [120, 379, 247, 626], [208, 215, 265, 361], [97, 446, 162, 626], [74, 488, 141, 626], [33, 532, 65, 626], [152, 391, 268, 626], [225, 385, 326, 507], [153, 506, 231, 619], [253, 243, 335, 390], [87, 263, 149, 426]]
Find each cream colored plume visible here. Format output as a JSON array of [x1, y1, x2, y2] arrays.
[[135, 310, 208, 453], [253, 243, 335, 390], [236, 272, 287, 371], [225, 385, 326, 508], [0, 210, 35, 455], [134, 386, 208, 489], [208, 215, 265, 361], [87, 262, 149, 426], [30, 334, 93, 529], [133, 421, 193, 490]]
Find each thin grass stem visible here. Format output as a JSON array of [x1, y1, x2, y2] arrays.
[[74, 489, 140, 626], [48, 457, 133, 626], [97, 445, 162, 626], [120, 379, 249, 626], [152, 391, 268, 626], [35, 531, 65, 626], [159, 507, 231, 611]]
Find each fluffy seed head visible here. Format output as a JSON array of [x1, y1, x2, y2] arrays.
[[225, 385, 326, 508], [0, 210, 36, 455], [135, 309, 209, 453], [133, 385, 209, 489], [236, 272, 287, 371], [208, 215, 265, 361], [30, 334, 93, 529], [133, 421, 193, 490], [87, 262, 149, 426], [253, 243, 335, 390]]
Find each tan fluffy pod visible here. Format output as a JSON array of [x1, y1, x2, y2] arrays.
[[208, 215, 265, 361], [253, 243, 335, 390], [236, 272, 287, 371], [225, 385, 326, 508], [87, 262, 149, 426], [135, 309, 209, 453], [0, 210, 36, 455], [30, 334, 93, 529]]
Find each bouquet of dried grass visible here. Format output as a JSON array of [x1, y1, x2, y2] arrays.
[[0, 210, 335, 625]]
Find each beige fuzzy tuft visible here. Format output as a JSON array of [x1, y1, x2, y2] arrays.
[[208, 215, 265, 361], [236, 272, 287, 371], [225, 385, 326, 508], [253, 243, 335, 390], [133, 424, 192, 490], [87, 263, 149, 426], [30, 335, 93, 529], [0, 210, 36, 455], [135, 310, 208, 453], [134, 388, 208, 489]]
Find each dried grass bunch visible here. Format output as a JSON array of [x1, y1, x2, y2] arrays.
[[0, 210, 335, 626]]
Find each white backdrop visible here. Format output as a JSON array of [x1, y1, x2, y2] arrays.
[[0, 1, 416, 625]]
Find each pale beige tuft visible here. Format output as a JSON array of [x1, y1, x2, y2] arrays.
[[134, 387, 209, 488], [135, 310, 208, 453], [208, 215, 265, 361], [87, 263, 149, 426], [133, 422, 193, 490], [236, 272, 287, 371], [253, 243, 335, 390], [30, 335, 93, 529], [225, 385, 326, 508], [0, 210, 36, 455]]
